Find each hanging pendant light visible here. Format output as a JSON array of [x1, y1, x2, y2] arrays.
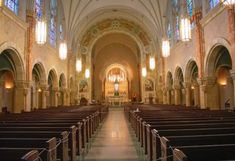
[[142, 67, 147, 77], [59, 41, 67, 60], [35, 20, 47, 45], [76, 58, 82, 72], [162, 39, 170, 57], [222, 0, 235, 5], [149, 56, 155, 70], [85, 68, 90, 79], [180, 16, 191, 42]]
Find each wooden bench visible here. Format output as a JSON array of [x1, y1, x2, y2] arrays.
[[0, 148, 40, 161], [0, 131, 68, 161], [173, 144, 235, 161], [161, 133, 235, 161], [0, 137, 57, 161]]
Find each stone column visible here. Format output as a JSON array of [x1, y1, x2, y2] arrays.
[[52, 87, 59, 107], [0, 80, 4, 109], [61, 88, 69, 106], [162, 88, 167, 104], [228, 7, 235, 69], [184, 82, 191, 107], [174, 85, 181, 105], [194, 84, 200, 107], [230, 71, 235, 109], [14, 81, 30, 113], [166, 87, 172, 104], [198, 77, 218, 109], [70, 89, 76, 105], [40, 84, 48, 109], [198, 78, 206, 109], [195, 10, 204, 79]]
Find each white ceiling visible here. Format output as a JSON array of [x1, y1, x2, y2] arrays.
[[61, 0, 169, 52]]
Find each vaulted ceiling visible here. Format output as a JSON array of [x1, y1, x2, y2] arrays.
[[60, 0, 169, 51]]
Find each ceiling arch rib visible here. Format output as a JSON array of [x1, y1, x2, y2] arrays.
[[61, 0, 169, 52]]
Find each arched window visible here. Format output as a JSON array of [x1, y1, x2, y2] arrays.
[[35, 0, 43, 19], [59, 24, 63, 40], [209, 0, 220, 9], [4, 0, 18, 14], [186, 0, 193, 17], [175, 15, 180, 41], [49, 0, 57, 47]]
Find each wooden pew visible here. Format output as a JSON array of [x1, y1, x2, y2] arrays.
[[0, 126, 77, 161], [173, 144, 235, 161], [0, 131, 68, 161], [0, 137, 57, 161], [0, 148, 40, 161], [0, 121, 84, 156], [152, 126, 235, 161], [161, 133, 235, 161]]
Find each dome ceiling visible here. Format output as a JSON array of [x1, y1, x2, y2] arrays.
[[61, 0, 169, 51]]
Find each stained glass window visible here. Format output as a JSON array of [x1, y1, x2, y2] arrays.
[[175, 15, 180, 41], [49, 0, 57, 47], [172, 0, 178, 6], [167, 23, 172, 39], [59, 24, 63, 40], [4, 0, 18, 14], [186, 0, 193, 17], [209, 0, 220, 9], [35, 0, 42, 19]]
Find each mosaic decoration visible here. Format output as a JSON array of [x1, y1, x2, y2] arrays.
[[80, 18, 151, 53]]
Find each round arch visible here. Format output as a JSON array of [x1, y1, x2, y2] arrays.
[[0, 47, 25, 81], [59, 73, 67, 88], [174, 66, 184, 84], [205, 38, 233, 76], [185, 59, 198, 83], [32, 62, 47, 84], [48, 69, 59, 88]]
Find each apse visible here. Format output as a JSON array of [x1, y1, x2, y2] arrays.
[[91, 33, 141, 102]]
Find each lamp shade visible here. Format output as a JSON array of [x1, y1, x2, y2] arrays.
[[35, 20, 47, 45], [142, 67, 147, 77], [76, 59, 82, 72], [180, 17, 191, 42], [149, 56, 155, 70], [162, 39, 170, 57], [85, 69, 90, 78], [59, 42, 67, 60]]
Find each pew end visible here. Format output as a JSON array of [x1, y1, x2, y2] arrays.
[[21, 150, 39, 161], [173, 148, 187, 161]]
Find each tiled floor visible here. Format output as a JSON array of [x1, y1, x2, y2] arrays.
[[84, 107, 139, 161]]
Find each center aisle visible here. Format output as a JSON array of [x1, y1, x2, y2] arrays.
[[84, 107, 140, 161]]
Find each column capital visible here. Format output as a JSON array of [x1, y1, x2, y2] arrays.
[[197, 77, 216, 86], [183, 81, 191, 88], [15, 80, 30, 89], [230, 70, 235, 80], [174, 85, 181, 90]]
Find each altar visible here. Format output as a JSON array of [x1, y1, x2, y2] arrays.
[[104, 66, 129, 106], [106, 96, 128, 106]]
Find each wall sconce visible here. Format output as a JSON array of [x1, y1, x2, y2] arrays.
[[5, 82, 13, 89]]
